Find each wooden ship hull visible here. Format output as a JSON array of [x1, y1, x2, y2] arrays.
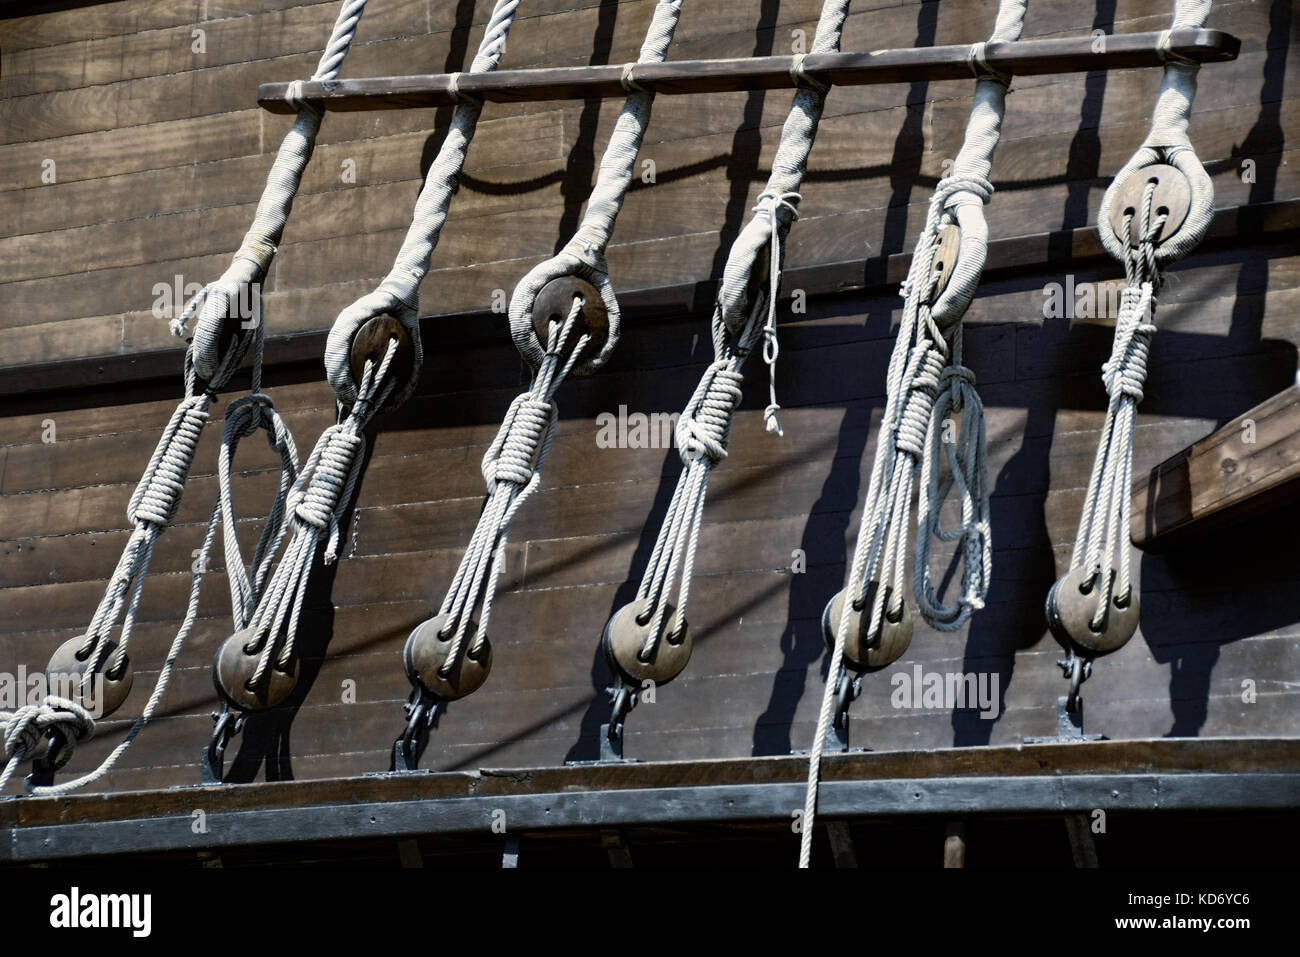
[[0, 0, 1297, 867]]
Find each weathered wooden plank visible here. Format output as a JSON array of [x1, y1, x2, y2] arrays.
[[1132, 383, 1300, 550]]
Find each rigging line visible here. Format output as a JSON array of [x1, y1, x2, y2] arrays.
[[410, 1, 686, 702], [801, 0, 1027, 869], [1047, 0, 1213, 672], [594, 0, 851, 766], [0, 1, 374, 794]]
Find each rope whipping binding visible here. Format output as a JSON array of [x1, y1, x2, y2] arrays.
[[1046, 0, 1214, 694], [209, 2, 525, 765], [800, 0, 1027, 868], [595, 0, 850, 741], [393, 1, 686, 753], [0, 0, 373, 794]]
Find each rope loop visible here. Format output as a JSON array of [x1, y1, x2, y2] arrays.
[[751, 190, 802, 436]]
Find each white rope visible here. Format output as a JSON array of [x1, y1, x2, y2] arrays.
[[325, 0, 523, 410], [179, 0, 373, 381], [619, 0, 849, 719], [800, 0, 1027, 869], [212, 0, 523, 718], [424, 1, 686, 685], [1, 3, 366, 794], [244, 340, 397, 692], [507, 0, 685, 375], [1063, 0, 1213, 639], [438, 300, 588, 672]]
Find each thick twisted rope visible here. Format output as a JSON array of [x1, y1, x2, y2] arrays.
[[1064, 0, 1213, 642], [1, 4, 365, 793], [507, 0, 684, 375], [243, 340, 398, 692], [437, 300, 589, 674], [801, 0, 1027, 869], [623, 0, 849, 682], [178, 0, 372, 380], [325, 0, 523, 410]]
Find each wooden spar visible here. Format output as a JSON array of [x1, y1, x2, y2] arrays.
[[257, 28, 1240, 114], [1132, 382, 1300, 552]]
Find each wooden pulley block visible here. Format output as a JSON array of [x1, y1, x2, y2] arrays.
[[213, 628, 300, 711], [602, 600, 692, 686], [403, 613, 492, 700], [821, 585, 913, 673], [532, 276, 608, 365], [928, 223, 962, 303], [1108, 164, 1191, 247], [45, 635, 134, 718], [1046, 566, 1140, 656], [348, 313, 416, 406]]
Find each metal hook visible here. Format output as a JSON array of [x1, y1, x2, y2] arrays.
[[25, 726, 75, 789], [393, 686, 442, 772], [201, 702, 246, 784]]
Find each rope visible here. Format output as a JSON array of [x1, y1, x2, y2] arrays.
[[424, 2, 686, 686], [0, 4, 368, 791], [1062, 0, 1214, 644], [507, 0, 685, 375], [614, 0, 848, 745], [324, 0, 523, 411], [800, 0, 1027, 869], [244, 341, 396, 692], [438, 300, 588, 671], [208, 0, 522, 731], [178, 0, 373, 381]]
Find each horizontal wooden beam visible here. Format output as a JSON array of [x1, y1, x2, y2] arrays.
[[2, 195, 1295, 399], [1132, 382, 1300, 551], [258, 29, 1240, 114], [2, 738, 1296, 861]]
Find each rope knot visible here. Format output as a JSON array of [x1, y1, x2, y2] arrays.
[[293, 427, 364, 530], [484, 397, 553, 489], [127, 396, 211, 527], [1102, 285, 1156, 402], [676, 364, 743, 464], [895, 345, 946, 458]]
